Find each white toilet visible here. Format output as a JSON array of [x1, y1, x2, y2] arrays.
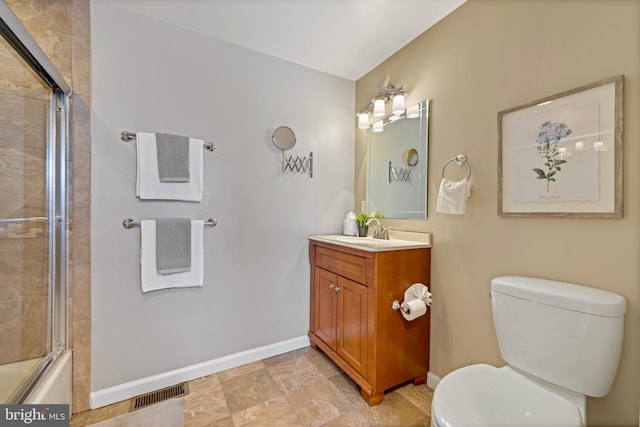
[[431, 275, 626, 427]]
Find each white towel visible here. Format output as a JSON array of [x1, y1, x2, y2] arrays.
[[436, 178, 471, 214], [136, 132, 203, 201], [140, 220, 204, 293]]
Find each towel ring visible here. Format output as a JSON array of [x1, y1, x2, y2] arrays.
[[442, 154, 471, 180]]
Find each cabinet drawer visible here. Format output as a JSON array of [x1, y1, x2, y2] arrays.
[[315, 246, 367, 284]]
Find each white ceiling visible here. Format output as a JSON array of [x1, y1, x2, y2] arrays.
[[107, 0, 466, 81]]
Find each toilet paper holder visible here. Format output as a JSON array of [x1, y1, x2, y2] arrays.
[[392, 300, 410, 313], [392, 283, 432, 315]]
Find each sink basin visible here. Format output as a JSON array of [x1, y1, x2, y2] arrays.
[[309, 234, 430, 252]]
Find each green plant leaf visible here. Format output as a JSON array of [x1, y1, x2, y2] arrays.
[[532, 168, 547, 178], [355, 211, 372, 227]]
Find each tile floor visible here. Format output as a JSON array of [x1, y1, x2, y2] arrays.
[[70, 346, 434, 426]]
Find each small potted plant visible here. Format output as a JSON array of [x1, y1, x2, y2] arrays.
[[355, 211, 372, 237]]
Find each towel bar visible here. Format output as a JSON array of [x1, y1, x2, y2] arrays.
[[120, 131, 216, 152], [122, 218, 217, 229], [0, 216, 48, 224], [441, 154, 471, 180]]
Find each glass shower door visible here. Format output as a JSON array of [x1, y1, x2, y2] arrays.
[[0, 17, 67, 403]]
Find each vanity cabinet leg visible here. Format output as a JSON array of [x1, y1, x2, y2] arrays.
[[360, 389, 384, 406], [310, 342, 319, 351], [413, 375, 426, 386]]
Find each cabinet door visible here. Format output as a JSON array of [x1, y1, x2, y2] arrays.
[[313, 267, 338, 349], [336, 276, 368, 376]]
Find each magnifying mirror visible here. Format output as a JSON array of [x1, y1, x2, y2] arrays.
[[272, 126, 296, 151], [407, 148, 419, 167]]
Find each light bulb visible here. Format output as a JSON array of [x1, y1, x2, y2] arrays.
[[392, 93, 405, 115]]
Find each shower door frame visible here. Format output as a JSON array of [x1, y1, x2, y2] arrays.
[[0, 0, 71, 404]]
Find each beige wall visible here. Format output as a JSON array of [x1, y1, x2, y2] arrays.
[[7, 0, 92, 413], [356, 0, 639, 426]]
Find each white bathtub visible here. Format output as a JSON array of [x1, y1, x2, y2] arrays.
[[0, 358, 41, 403], [23, 351, 72, 408]]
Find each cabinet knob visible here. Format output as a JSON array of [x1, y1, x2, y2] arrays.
[[329, 283, 335, 289], [334, 286, 341, 292]]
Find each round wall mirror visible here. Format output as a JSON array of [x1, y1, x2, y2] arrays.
[[272, 126, 296, 151]]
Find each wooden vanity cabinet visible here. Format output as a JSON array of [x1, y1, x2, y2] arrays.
[[308, 239, 431, 406]]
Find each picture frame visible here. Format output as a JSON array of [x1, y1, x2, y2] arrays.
[[498, 75, 623, 217]]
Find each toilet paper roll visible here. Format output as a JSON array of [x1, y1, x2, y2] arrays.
[[405, 283, 432, 306], [400, 299, 427, 321]]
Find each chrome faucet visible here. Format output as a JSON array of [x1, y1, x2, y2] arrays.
[[366, 218, 393, 240]]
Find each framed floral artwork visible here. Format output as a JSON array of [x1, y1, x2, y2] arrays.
[[498, 75, 623, 217]]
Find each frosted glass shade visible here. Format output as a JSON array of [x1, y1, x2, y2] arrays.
[[373, 98, 386, 117], [392, 94, 405, 115], [406, 104, 420, 118], [358, 113, 369, 129], [372, 120, 384, 133]]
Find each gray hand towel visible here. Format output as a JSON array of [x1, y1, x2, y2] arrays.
[[156, 218, 191, 274], [156, 133, 190, 182]]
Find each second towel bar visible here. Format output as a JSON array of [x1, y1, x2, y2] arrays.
[[122, 218, 217, 229], [120, 131, 216, 152]]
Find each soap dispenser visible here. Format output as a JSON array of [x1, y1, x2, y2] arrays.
[[343, 210, 358, 236]]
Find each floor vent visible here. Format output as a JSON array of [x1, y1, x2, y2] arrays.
[[130, 382, 189, 411]]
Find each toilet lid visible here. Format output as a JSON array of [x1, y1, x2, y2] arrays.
[[432, 364, 583, 427]]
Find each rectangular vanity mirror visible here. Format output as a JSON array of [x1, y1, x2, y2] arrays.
[[366, 100, 429, 219]]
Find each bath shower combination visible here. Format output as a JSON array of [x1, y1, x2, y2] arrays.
[[0, 1, 71, 406]]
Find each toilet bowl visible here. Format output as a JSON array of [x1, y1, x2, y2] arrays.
[[431, 364, 583, 427], [431, 276, 626, 427]]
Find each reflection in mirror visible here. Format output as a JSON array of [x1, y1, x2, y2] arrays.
[[366, 100, 429, 219], [405, 148, 419, 167]]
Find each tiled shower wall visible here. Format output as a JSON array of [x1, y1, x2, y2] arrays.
[[6, 0, 92, 413]]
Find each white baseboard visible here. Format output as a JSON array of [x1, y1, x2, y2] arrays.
[[90, 335, 310, 409], [427, 371, 441, 390]]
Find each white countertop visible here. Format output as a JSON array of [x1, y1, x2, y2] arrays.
[[309, 233, 431, 252]]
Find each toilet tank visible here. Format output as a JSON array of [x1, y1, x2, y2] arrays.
[[491, 275, 626, 397]]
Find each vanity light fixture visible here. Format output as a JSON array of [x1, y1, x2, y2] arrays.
[[357, 75, 407, 129], [392, 93, 406, 115], [358, 112, 370, 129], [372, 120, 384, 133], [406, 104, 420, 118], [373, 97, 386, 117]]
